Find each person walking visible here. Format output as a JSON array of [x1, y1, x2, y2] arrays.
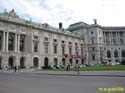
[[14, 66, 17, 72]]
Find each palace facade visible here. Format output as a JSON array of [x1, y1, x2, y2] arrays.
[[0, 9, 125, 69]]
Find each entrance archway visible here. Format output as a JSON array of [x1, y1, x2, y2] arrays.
[[20, 57, 25, 69], [0, 57, 2, 69], [121, 60, 125, 65], [8, 57, 14, 69], [62, 58, 65, 66], [69, 58, 73, 66], [54, 58, 58, 66], [33, 57, 39, 68], [44, 57, 49, 69], [81, 58, 84, 64], [76, 59, 79, 64]]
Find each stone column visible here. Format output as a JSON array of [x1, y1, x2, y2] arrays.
[[6, 32, 9, 52], [17, 34, 20, 53], [123, 32, 125, 44], [111, 32, 113, 45], [15, 33, 17, 52], [16, 56, 20, 67], [109, 32, 112, 45], [2, 32, 5, 51], [117, 32, 120, 44], [3, 55, 8, 70]]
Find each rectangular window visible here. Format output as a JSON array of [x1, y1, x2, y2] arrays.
[[54, 45, 57, 54], [91, 37, 94, 44], [99, 37, 101, 43], [44, 44, 48, 53], [53, 39, 57, 42], [75, 46, 78, 55], [20, 35, 25, 52], [120, 39, 124, 44], [92, 54, 95, 60], [81, 48, 83, 55], [69, 47, 72, 55], [34, 36, 38, 39], [44, 37, 48, 41], [34, 42, 38, 52], [62, 46, 65, 55]]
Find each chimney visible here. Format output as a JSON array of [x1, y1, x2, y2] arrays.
[[93, 19, 97, 24], [59, 22, 62, 29]]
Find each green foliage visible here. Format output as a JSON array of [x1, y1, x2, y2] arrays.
[[48, 65, 125, 71]]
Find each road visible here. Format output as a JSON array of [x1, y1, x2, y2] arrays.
[[0, 71, 125, 93]]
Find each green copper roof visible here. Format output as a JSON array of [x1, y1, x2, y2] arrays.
[[67, 22, 89, 31]]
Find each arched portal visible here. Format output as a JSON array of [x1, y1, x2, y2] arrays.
[[62, 58, 65, 66], [8, 56, 14, 69], [44, 57, 49, 69], [0, 57, 2, 69], [76, 59, 79, 64], [122, 50, 125, 57], [33, 57, 39, 68], [121, 60, 125, 65], [69, 58, 73, 66], [54, 58, 58, 66], [20, 57, 25, 69], [81, 58, 84, 64]]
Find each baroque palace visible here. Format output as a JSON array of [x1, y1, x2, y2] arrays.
[[0, 9, 125, 69]]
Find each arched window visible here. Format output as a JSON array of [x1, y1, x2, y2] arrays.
[[20, 35, 25, 52], [114, 50, 118, 58], [0, 32, 3, 50], [8, 33, 14, 51], [122, 50, 125, 57], [107, 50, 111, 58]]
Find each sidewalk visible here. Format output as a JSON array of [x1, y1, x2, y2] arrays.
[[0, 69, 125, 77], [31, 70, 125, 77]]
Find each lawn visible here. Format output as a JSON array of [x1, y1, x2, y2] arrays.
[[48, 65, 125, 71]]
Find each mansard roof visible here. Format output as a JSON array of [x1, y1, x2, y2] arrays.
[[0, 9, 83, 39], [67, 22, 89, 31], [102, 26, 125, 30]]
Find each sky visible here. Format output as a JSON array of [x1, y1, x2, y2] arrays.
[[0, 0, 125, 28]]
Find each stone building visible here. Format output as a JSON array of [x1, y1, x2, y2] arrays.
[[67, 20, 125, 65], [0, 9, 125, 70], [0, 9, 85, 69]]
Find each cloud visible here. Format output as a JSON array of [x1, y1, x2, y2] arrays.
[[0, 0, 125, 28]]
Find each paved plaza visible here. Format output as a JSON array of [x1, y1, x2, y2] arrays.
[[0, 70, 125, 93]]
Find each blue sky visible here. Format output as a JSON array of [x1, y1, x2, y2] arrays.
[[0, 0, 125, 28]]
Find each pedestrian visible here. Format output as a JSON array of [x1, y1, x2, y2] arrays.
[[14, 66, 17, 72], [68, 63, 70, 71], [66, 63, 69, 71], [5, 66, 8, 71]]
